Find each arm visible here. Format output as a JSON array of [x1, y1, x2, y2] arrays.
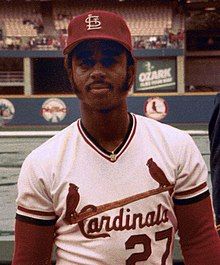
[[13, 154, 57, 264], [173, 128, 220, 264], [12, 218, 55, 265], [175, 195, 220, 265], [209, 93, 220, 227]]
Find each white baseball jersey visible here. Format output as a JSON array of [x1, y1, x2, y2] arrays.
[[16, 113, 208, 265]]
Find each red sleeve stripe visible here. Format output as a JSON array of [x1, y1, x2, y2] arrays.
[[174, 182, 207, 196], [17, 206, 55, 216]]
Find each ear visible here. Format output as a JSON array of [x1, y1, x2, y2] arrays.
[[65, 67, 77, 94], [67, 69, 73, 84], [69, 70, 77, 93]]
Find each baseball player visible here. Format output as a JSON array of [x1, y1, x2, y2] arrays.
[[12, 10, 220, 265], [209, 93, 220, 235]]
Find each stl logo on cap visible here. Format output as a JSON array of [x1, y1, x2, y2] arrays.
[[85, 14, 102, 30]]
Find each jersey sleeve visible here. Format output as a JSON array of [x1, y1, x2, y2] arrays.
[[16, 154, 57, 226], [173, 132, 209, 205]]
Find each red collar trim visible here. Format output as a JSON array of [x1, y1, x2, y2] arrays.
[[77, 114, 137, 163]]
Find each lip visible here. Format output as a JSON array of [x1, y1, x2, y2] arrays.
[[88, 83, 111, 95]]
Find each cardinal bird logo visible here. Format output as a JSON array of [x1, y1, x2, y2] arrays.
[[146, 158, 173, 195], [64, 183, 80, 224]]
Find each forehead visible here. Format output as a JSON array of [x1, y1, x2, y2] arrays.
[[72, 40, 126, 58]]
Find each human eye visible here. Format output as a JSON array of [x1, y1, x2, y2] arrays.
[[79, 58, 95, 68]]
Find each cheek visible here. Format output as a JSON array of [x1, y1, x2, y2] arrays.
[[112, 67, 127, 84], [72, 70, 87, 88], [71, 62, 89, 86]]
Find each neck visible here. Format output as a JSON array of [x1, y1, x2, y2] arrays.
[[80, 103, 130, 151]]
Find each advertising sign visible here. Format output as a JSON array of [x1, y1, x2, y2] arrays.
[[135, 59, 177, 92], [0, 98, 15, 126], [41, 98, 67, 123], [144, 97, 168, 121]]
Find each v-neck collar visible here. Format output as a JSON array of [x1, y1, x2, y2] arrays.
[[77, 113, 137, 163]]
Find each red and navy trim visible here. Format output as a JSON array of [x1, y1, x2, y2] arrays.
[[16, 205, 57, 226], [77, 113, 136, 162]]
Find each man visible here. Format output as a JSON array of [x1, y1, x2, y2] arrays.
[[209, 93, 220, 235], [12, 10, 220, 265]]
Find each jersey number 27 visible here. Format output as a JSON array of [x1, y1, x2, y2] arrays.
[[125, 227, 173, 265]]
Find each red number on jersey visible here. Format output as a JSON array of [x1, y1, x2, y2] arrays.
[[125, 234, 151, 264], [125, 227, 173, 264]]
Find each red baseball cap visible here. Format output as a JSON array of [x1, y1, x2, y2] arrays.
[[63, 10, 132, 55]]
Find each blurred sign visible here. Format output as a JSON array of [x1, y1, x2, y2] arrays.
[[144, 97, 168, 121], [0, 98, 15, 126], [41, 98, 67, 123], [135, 59, 177, 92]]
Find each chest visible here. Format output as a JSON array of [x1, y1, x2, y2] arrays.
[[51, 137, 176, 224]]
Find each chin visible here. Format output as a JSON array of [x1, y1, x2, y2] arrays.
[[96, 102, 124, 113], [91, 105, 113, 113], [99, 108, 114, 113]]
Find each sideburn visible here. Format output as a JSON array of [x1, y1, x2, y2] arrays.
[[122, 65, 134, 92], [68, 69, 78, 94]]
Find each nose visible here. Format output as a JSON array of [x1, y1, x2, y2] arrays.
[[90, 63, 106, 80]]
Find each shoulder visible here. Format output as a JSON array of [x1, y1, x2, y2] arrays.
[[134, 114, 191, 143], [26, 120, 79, 164], [133, 114, 196, 157]]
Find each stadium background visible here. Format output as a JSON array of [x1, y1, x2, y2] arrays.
[[0, 0, 219, 264]]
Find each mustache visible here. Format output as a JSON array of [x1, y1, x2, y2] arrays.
[[86, 81, 113, 91]]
